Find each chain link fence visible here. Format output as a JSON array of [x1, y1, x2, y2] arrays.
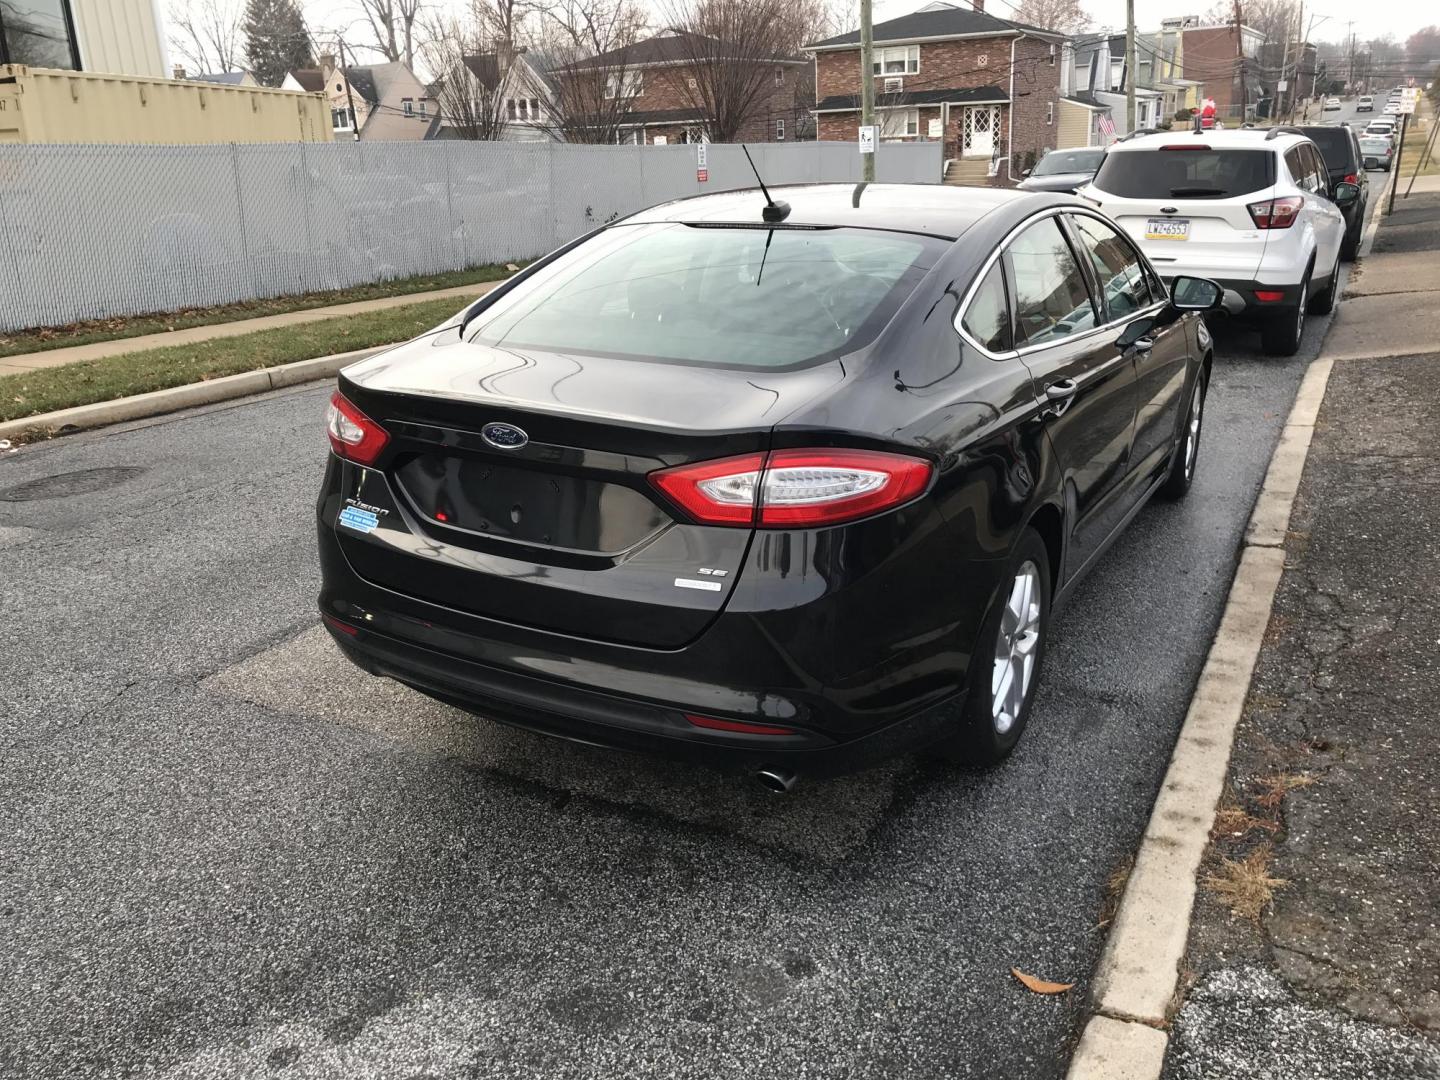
[[0, 140, 942, 332]]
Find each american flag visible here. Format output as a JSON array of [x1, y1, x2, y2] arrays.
[[1097, 112, 1117, 140]]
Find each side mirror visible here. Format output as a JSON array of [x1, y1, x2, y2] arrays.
[[1021, 167, 1033, 178], [1170, 275, 1224, 312], [1333, 181, 1360, 207]]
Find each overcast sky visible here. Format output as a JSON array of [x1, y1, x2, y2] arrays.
[[283, 0, 1433, 64]]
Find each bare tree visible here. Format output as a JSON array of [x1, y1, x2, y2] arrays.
[[1012, 0, 1090, 35], [536, 0, 648, 144], [658, 0, 811, 143], [170, 0, 245, 73], [420, 10, 514, 139]]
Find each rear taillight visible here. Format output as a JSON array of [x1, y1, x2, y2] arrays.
[[1161, 143, 1210, 151], [1343, 173, 1358, 184], [326, 391, 389, 465], [650, 448, 932, 528], [1247, 195, 1304, 229]]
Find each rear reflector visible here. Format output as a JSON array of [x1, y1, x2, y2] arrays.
[[322, 613, 360, 636], [685, 714, 797, 736], [1247, 195, 1304, 229], [650, 448, 932, 528], [326, 391, 390, 466], [1254, 290, 1286, 302]]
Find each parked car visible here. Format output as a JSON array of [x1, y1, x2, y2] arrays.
[[316, 184, 1221, 786], [1079, 128, 1358, 355], [1357, 95, 1374, 112], [1365, 119, 1397, 138], [1299, 124, 1369, 258], [1359, 134, 1395, 171], [1323, 97, 1342, 112], [1018, 147, 1108, 192]]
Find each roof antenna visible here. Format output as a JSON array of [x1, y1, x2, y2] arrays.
[[742, 144, 790, 223]]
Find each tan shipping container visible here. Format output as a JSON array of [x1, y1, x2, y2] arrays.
[[0, 66, 334, 145]]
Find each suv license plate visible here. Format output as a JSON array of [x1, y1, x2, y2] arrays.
[[1146, 219, 1190, 241]]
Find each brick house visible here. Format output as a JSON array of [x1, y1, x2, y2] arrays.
[[804, 0, 1065, 183], [560, 30, 811, 145], [1179, 22, 1264, 121]]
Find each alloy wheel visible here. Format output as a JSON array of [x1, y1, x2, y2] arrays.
[[1184, 382, 1204, 479], [992, 561, 1042, 735], [1295, 282, 1307, 342]]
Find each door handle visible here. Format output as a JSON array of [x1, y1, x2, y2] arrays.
[[1045, 378, 1079, 401], [1125, 336, 1155, 354]]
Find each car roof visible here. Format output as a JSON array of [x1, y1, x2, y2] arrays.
[[623, 183, 1052, 239], [1105, 129, 1309, 152]]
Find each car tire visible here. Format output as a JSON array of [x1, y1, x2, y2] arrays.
[[1159, 369, 1207, 500], [1341, 218, 1361, 261], [936, 528, 1051, 768], [1309, 250, 1341, 315], [1261, 274, 1308, 357]]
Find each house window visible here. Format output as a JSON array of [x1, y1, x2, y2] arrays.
[[518, 98, 529, 119], [606, 71, 642, 98], [1049, 43, 1056, 65], [403, 97, 414, 116], [1046, 101, 1054, 125], [531, 98, 541, 120], [418, 98, 427, 116], [0, 0, 81, 68], [331, 106, 355, 131], [872, 45, 919, 76], [776, 118, 785, 140], [507, 98, 517, 119], [879, 108, 919, 138], [774, 68, 784, 86], [686, 76, 697, 90]]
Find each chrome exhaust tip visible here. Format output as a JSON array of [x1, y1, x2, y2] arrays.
[[755, 767, 799, 794]]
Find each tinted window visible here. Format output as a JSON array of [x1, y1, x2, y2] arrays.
[[1284, 147, 1311, 190], [961, 262, 1013, 353], [1303, 127, 1354, 170], [1034, 148, 1106, 176], [0, 0, 79, 67], [1004, 218, 1096, 348], [1069, 215, 1153, 320], [1092, 148, 1276, 198], [468, 223, 938, 370]]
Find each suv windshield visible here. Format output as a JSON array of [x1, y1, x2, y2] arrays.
[[1034, 148, 1105, 176], [1091, 147, 1276, 199], [466, 223, 940, 370], [1303, 127, 1354, 170]]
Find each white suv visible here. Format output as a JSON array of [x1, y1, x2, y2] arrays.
[[1078, 128, 1354, 355]]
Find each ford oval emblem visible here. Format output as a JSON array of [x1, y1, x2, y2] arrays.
[[481, 422, 528, 450]]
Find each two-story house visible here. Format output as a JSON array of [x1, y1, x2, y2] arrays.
[[285, 56, 439, 140], [428, 48, 561, 141], [805, 1, 1065, 183], [1180, 20, 1264, 122], [1068, 33, 1164, 139], [558, 29, 810, 145]]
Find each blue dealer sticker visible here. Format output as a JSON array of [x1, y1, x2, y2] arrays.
[[338, 505, 380, 534]]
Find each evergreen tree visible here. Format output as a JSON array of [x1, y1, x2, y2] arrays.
[[244, 0, 313, 87]]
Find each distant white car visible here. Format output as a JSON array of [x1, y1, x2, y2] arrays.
[[1323, 97, 1342, 112], [1359, 135, 1395, 171], [1357, 95, 1374, 113], [1365, 119, 1396, 138]]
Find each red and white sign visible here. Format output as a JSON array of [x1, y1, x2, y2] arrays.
[[697, 168, 708, 182]]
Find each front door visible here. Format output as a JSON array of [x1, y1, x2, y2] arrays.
[[962, 105, 1000, 158]]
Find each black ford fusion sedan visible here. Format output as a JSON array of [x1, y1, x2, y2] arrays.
[[317, 183, 1221, 790]]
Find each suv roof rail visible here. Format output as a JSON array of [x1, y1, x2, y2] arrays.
[[1265, 125, 1307, 141], [1117, 127, 1166, 142]]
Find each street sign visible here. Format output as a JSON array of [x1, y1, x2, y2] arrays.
[[697, 168, 708, 183], [1277, 79, 1288, 92], [696, 142, 707, 167], [858, 125, 876, 154], [1399, 88, 1420, 115], [927, 117, 942, 138]]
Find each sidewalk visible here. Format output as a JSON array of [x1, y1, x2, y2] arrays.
[[0, 281, 500, 377], [1162, 188, 1440, 1076]]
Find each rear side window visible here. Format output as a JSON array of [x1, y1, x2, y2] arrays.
[[1091, 148, 1276, 199], [467, 223, 939, 370], [1004, 217, 1096, 348], [961, 262, 1012, 353]]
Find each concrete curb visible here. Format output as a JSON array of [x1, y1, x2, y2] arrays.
[[1065, 350, 1338, 1078], [0, 345, 382, 443]]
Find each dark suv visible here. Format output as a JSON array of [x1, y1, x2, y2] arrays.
[[1300, 124, 1368, 259]]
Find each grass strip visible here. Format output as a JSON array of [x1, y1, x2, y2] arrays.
[[0, 295, 466, 424], [0, 263, 520, 359]]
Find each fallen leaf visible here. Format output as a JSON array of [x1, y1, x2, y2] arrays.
[[505, 262, 520, 272], [1011, 968, 1074, 995]]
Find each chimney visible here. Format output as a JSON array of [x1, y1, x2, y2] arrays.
[[172, 64, 186, 81], [319, 53, 337, 75], [972, 0, 983, 9]]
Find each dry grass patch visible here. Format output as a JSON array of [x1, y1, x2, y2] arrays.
[[1254, 772, 1317, 811], [1202, 843, 1288, 920], [1211, 804, 1280, 841]]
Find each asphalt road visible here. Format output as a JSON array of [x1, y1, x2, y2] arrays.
[[0, 196, 1380, 1080]]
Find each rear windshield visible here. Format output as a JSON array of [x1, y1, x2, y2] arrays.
[[1091, 147, 1275, 199], [1034, 148, 1106, 176], [1303, 128, 1353, 168], [1360, 137, 1391, 153], [465, 223, 938, 370]]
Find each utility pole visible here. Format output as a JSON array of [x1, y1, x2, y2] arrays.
[[1287, 0, 1304, 124], [860, 0, 875, 182], [338, 37, 360, 143], [1389, 112, 1408, 215], [1125, 0, 1136, 133], [1234, 0, 1246, 122]]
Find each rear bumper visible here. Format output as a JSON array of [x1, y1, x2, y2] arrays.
[[1162, 275, 1306, 317], [316, 505, 998, 778]]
